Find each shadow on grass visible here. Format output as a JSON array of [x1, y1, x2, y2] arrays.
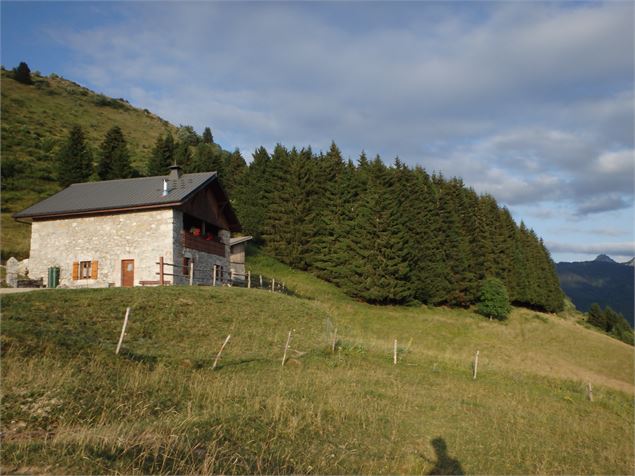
[[427, 437, 464, 475], [212, 357, 270, 370], [118, 348, 158, 367]]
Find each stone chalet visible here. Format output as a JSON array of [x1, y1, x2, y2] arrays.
[[13, 165, 251, 288]]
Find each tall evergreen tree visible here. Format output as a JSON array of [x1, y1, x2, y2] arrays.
[[221, 148, 247, 198], [588, 303, 606, 329], [13, 62, 33, 85], [174, 140, 193, 171], [345, 157, 412, 303], [146, 133, 175, 176], [189, 143, 224, 174], [97, 126, 133, 180], [311, 142, 347, 279], [57, 125, 93, 187], [235, 146, 270, 241], [262, 146, 318, 270], [202, 127, 214, 144]]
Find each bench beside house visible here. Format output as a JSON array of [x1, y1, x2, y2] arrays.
[[13, 165, 244, 288]]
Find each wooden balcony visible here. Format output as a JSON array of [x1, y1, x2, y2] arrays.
[[181, 231, 226, 257]]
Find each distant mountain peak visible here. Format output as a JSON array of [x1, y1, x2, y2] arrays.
[[594, 254, 616, 263]]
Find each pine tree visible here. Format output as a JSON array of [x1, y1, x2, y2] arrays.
[[311, 142, 347, 280], [189, 143, 224, 174], [221, 149, 247, 198], [202, 127, 214, 144], [588, 303, 605, 328], [174, 141, 192, 171], [13, 62, 33, 85], [146, 133, 175, 176], [345, 156, 412, 303], [436, 178, 472, 306], [57, 125, 93, 187], [477, 278, 512, 320], [97, 126, 133, 180], [235, 146, 270, 241]]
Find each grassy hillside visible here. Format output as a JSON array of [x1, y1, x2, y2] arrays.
[[2, 251, 633, 474], [1, 68, 177, 260]]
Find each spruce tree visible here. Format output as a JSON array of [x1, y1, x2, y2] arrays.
[[345, 156, 412, 303], [13, 62, 33, 85], [189, 143, 224, 174], [97, 126, 133, 180], [57, 125, 93, 187], [202, 127, 214, 144], [174, 140, 192, 171], [588, 303, 606, 329], [234, 146, 270, 241], [477, 278, 512, 320], [146, 133, 175, 176], [221, 149, 247, 198], [311, 142, 347, 280]]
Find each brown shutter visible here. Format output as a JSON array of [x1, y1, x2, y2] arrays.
[[72, 261, 79, 280], [91, 261, 99, 279]]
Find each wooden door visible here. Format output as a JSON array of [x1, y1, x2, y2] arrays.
[[121, 259, 134, 287]]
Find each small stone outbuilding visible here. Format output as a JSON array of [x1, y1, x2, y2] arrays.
[[229, 235, 253, 278], [13, 166, 243, 288]]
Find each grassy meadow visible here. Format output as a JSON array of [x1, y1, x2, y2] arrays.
[[1, 251, 633, 474]]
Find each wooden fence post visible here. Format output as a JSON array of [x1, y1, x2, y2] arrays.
[[230, 268, 234, 284], [212, 265, 217, 287], [587, 382, 593, 402], [271, 278, 275, 292], [116, 307, 131, 355], [248, 271, 251, 289], [212, 335, 231, 370], [159, 257, 164, 286], [189, 261, 194, 286], [332, 328, 337, 353], [393, 339, 398, 365], [282, 330, 293, 366], [259, 275, 263, 288], [473, 350, 480, 380]]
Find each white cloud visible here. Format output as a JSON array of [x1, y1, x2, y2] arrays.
[[39, 1, 634, 257]]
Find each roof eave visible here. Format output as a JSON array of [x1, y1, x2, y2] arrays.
[[14, 202, 182, 221]]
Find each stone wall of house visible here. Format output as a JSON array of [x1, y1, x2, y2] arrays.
[[29, 209, 175, 288], [171, 210, 230, 285]]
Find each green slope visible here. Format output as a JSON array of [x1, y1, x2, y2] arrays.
[[1, 251, 633, 474], [1, 68, 177, 260]]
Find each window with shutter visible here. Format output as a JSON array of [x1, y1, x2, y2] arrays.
[[79, 261, 92, 279], [91, 261, 99, 279], [72, 261, 79, 280]]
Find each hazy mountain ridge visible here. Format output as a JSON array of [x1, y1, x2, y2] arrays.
[[556, 255, 634, 326]]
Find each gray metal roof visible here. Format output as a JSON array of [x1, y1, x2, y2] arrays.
[[230, 235, 253, 247], [14, 172, 217, 219]]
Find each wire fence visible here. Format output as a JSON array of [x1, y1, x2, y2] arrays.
[[153, 257, 293, 295]]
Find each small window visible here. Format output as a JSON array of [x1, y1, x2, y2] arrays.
[[183, 257, 191, 276], [79, 261, 92, 279]]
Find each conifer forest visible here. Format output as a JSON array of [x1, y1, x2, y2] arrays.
[[177, 139, 564, 313]]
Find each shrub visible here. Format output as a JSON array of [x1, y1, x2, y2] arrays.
[[477, 278, 512, 320]]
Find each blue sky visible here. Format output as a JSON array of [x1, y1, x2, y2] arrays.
[[2, 1, 633, 263]]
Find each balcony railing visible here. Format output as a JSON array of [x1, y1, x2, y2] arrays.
[[181, 231, 226, 257]]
